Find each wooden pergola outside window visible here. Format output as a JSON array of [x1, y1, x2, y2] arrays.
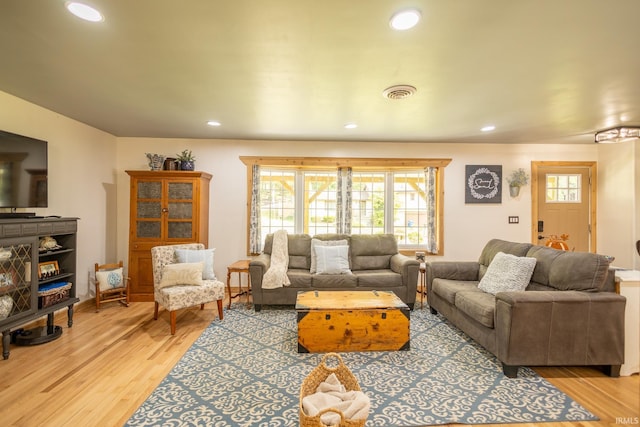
[[240, 156, 451, 256]]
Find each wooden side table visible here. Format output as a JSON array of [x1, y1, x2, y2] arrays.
[[418, 263, 426, 309], [226, 260, 251, 309]]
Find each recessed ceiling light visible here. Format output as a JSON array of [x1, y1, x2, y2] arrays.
[[481, 125, 496, 132], [207, 120, 221, 127], [344, 123, 358, 129], [65, 2, 104, 22], [390, 9, 421, 31]]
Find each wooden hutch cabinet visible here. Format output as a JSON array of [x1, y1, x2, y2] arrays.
[[126, 171, 211, 302]]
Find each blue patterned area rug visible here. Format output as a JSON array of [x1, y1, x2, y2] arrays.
[[126, 305, 598, 426]]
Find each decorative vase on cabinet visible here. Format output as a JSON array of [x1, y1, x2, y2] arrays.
[[126, 170, 211, 302], [180, 160, 195, 171], [145, 153, 166, 171]]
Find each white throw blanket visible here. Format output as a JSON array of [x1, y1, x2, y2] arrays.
[[302, 373, 370, 425], [261, 229, 291, 289]]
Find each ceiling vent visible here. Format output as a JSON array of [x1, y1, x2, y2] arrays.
[[383, 85, 417, 100]]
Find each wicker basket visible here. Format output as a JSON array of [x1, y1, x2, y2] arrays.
[[299, 353, 367, 427], [38, 282, 72, 309]]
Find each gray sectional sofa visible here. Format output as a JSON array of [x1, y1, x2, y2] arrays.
[[425, 239, 626, 377], [249, 233, 420, 311]]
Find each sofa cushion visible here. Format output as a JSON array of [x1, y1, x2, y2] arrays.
[[478, 239, 533, 280], [313, 233, 352, 242], [526, 281, 557, 291], [287, 269, 313, 288], [525, 245, 563, 285], [432, 278, 482, 305], [526, 245, 611, 291], [352, 255, 393, 271], [264, 233, 312, 270], [455, 291, 496, 328], [288, 234, 312, 269], [311, 273, 358, 288], [354, 270, 402, 288], [351, 234, 397, 270], [478, 252, 536, 295]]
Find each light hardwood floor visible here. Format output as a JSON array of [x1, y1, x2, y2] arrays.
[[0, 297, 637, 427]]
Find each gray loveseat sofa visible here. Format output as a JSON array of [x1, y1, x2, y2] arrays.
[[249, 233, 420, 311], [426, 239, 626, 378]]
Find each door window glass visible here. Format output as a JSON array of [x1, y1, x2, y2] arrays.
[[546, 174, 581, 203]]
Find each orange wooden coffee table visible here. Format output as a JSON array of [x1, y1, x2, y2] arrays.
[[295, 290, 410, 353]]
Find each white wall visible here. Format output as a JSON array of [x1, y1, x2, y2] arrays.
[[636, 140, 640, 270], [115, 138, 602, 282], [0, 91, 118, 300], [597, 142, 637, 268]]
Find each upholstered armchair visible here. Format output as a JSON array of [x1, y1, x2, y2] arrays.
[[151, 243, 225, 334]]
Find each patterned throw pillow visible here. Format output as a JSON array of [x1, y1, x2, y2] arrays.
[[96, 267, 124, 289], [174, 248, 216, 280], [158, 262, 204, 289], [478, 252, 536, 295]]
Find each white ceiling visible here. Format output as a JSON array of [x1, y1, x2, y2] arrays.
[[1, 0, 639, 144]]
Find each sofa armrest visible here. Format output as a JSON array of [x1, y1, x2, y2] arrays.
[[249, 254, 271, 291], [425, 261, 480, 311], [495, 291, 626, 367], [390, 254, 420, 295]]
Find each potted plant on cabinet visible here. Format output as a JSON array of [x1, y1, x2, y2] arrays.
[[176, 150, 195, 171], [507, 168, 529, 197]]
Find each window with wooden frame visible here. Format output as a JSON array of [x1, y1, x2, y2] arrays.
[[545, 173, 582, 203], [241, 157, 451, 256]]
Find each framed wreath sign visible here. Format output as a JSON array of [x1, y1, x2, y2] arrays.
[[465, 165, 502, 204]]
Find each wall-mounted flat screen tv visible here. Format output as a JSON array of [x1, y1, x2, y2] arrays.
[[0, 130, 48, 208]]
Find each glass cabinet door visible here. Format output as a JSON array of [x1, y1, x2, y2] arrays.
[[167, 181, 194, 239], [0, 243, 34, 325], [133, 178, 196, 241], [135, 181, 163, 239]]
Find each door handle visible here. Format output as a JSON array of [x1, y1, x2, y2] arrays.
[[537, 235, 545, 240]]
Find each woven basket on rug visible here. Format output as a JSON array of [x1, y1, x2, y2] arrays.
[[299, 353, 366, 427]]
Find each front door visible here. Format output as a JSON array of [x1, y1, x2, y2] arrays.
[[531, 162, 596, 252]]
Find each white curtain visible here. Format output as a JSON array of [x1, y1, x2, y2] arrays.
[[249, 164, 262, 254], [424, 167, 438, 253], [336, 167, 352, 234]]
